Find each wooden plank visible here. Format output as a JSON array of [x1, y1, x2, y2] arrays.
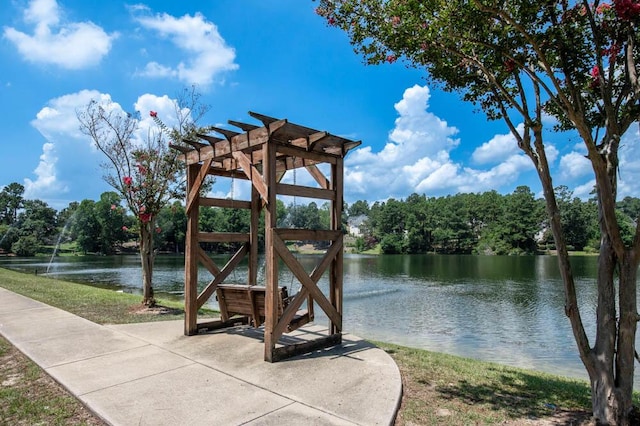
[[197, 247, 221, 276], [200, 197, 251, 209], [272, 233, 342, 330], [198, 232, 250, 243], [207, 167, 250, 180], [271, 333, 342, 362], [196, 244, 248, 309], [276, 183, 335, 201], [305, 164, 330, 189], [196, 316, 250, 332], [186, 158, 213, 214], [232, 151, 269, 202], [184, 164, 200, 336], [275, 229, 341, 242]]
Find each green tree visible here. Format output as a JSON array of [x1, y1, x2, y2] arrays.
[[0, 182, 24, 225], [156, 202, 187, 253], [94, 192, 129, 254], [348, 200, 370, 217], [72, 200, 100, 254], [78, 87, 209, 306], [318, 1, 640, 422]]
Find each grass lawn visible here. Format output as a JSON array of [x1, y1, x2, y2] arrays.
[[0, 267, 636, 424]]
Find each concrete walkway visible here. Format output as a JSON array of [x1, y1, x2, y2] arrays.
[[0, 287, 401, 425]]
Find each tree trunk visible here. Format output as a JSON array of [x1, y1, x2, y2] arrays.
[[139, 219, 156, 306]]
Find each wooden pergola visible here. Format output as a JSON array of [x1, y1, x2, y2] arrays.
[[172, 111, 361, 362]]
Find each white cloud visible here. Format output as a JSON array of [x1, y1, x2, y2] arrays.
[[472, 124, 522, 165], [618, 124, 640, 199], [24, 142, 68, 199], [559, 151, 591, 179], [344, 85, 536, 202], [134, 11, 238, 86], [28, 90, 202, 206], [3, 0, 116, 69]]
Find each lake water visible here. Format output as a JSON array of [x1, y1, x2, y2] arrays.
[[2, 253, 637, 386]]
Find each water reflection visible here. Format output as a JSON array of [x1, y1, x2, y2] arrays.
[[0, 253, 636, 385]]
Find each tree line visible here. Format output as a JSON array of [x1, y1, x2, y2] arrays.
[[2, 181, 639, 257]]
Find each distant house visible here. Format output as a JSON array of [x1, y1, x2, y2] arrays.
[[347, 215, 368, 237]]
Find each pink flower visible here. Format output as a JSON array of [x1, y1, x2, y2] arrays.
[[596, 3, 612, 14], [327, 16, 336, 25], [139, 205, 146, 213], [139, 213, 152, 223], [504, 58, 516, 73], [590, 65, 601, 78], [155, 227, 162, 234], [386, 55, 397, 63], [111, 204, 117, 210], [391, 16, 401, 26], [149, 111, 157, 117], [614, 0, 640, 20], [137, 164, 147, 175], [122, 226, 128, 231], [123, 176, 133, 186]]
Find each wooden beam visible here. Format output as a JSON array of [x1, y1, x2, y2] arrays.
[[183, 120, 287, 165], [232, 151, 269, 202], [305, 164, 330, 189], [276, 143, 337, 164], [271, 333, 342, 362], [198, 232, 250, 243], [169, 144, 193, 155], [197, 247, 221, 276], [200, 197, 251, 209], [276, 183, 335, 201], [275, 229, 341, 242], [211, 126, 240, 141], [184, 164, 200, 336], [183, 139, 209, 150], [186, 158, 213, 214], [264, 141, 278, 362], [229, 120, 259, 132], [197, 134, 224, 146], [249, 111, 280, 127], [197, 244, 248, 309]]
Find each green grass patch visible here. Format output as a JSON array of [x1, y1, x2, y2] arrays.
[[378, 342, 639, 425], [0, 267, 215, 325], [0, 334, 103, 425]]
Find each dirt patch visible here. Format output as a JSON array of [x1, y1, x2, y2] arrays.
[[127, 304, 183, 316]]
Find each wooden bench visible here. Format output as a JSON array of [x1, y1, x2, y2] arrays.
[[216, 284, 311, 332]]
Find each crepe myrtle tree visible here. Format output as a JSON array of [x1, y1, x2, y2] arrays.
[[316, 0, 640, 423], [78, 88, 209, 306]]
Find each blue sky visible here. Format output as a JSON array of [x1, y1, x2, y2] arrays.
[[1, 0, 638, 210]]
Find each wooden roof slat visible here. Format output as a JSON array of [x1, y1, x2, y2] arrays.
[[183, 139, 209, 151], [229, 120, 259, 132], [249, 111, 280, 127], [210, 127, 240, 141], [197, 134, 224, 147], [169, 144, 194, 155]]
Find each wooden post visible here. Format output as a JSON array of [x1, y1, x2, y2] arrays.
[[184, 163, 200, 335], [263, 142, 278, 362], [330, 159, 344, 336], [249, 185, 260, 286]]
